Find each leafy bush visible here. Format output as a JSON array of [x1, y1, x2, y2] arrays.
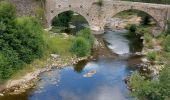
[[127, 24, 137, 33], [96, 0, 103, 6], [14, 17, 45, 63], [144, 32, 152, 43], [165, 20, 170, 35], [52, 11, 73, 27], [129, 66, 170, 100], [70, 37, 91, 57], [164, 35, 170, 52], [146, 51, 156, 61], [139, 13, 151, 26], [0, 2, 45, 80], [76, 28, 94, 47]]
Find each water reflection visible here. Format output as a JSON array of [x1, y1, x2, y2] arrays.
[[104, 29, 143, 55], [104, 29, 130, 55], [27, 58, 134, 100], [74, 60, 88, 73]]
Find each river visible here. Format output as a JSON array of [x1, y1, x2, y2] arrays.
[[0, 28, 143, 100]]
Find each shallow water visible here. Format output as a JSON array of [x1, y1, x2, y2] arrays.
[[104, 29, 130, 55]]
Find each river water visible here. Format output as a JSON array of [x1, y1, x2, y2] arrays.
[[0, 28, 143, 100]]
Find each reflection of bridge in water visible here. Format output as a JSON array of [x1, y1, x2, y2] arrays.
[[46, 0, 170, 32]]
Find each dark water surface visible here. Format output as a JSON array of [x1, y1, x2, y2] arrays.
[[0, 29, 143, 100]]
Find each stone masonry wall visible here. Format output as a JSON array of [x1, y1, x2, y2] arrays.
[[0, 0, 40, 16]]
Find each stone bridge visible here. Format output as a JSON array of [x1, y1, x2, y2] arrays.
[[45, 0, 170, 32]]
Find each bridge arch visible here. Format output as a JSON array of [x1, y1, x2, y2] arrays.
[[47, 7, 94, 30], [103, 5, 166, 30]]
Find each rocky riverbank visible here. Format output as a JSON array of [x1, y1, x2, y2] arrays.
[[0, 54, 88, 95], [140, 38, 164, 75]]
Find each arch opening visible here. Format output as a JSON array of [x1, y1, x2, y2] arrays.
[[51, 10, 90, 35], [105, 9, 158, 30], [103, 9, 159, 53]]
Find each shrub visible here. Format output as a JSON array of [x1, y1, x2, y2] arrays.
[[128, 24, 137, 33], [15, 17, 45, 63], [70, 37, 91, 57], [146, 51, 156, 61], [52, 11, 73, 27], [144, 32, 152, 43], [165, 20, 170, 35], [0, 2, 45, 80], [0, 1, 16, 26], [164, 35, 170, 52], [76, 28, 94, 47], [96, 0, 103, 6], [140, 14, 151, 26], [129, 66, 170, 100]]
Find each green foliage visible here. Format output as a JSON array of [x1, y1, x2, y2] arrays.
[[165, 21, 170, 35], [146, 51, 156, 61], [96, 0, 103, 6], [127, 24, 137, 33], [70, 28, 94, 57], [164, 35, 170, 52], [76, 28, 94, 47], [0, 1, 16, 26], [14, 17, 45, 63], [70, 37, 91, 57], [115, 10, 138, 19], [129, 66, 170, 100], [52, 11, 73, 27], [46, 33, 73, 56], [159, 66, 170, 97], [144, 32, 152, 43], [0, 2, 45, 80], [140, 14, 151, 26]]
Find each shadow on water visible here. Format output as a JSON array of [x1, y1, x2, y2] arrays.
[[74, 60, 88, 73]]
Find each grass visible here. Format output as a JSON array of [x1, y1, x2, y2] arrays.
[[50, 26, 67, 33], [146, 51, 156, 61], [3, 28, 93, 83], [7, 32, 76, 81]]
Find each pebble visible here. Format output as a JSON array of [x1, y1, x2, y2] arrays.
[[0, 93, 4, 96]]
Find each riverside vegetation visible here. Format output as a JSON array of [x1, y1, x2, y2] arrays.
[[124, 14, 170, 100], [0, 1, 94, 86], [115, 9, 170, 100]]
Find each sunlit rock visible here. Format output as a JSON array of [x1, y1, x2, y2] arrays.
[[83, 70, 96, 77]]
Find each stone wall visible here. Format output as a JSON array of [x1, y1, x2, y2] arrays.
[[1, 0, 40, 16]]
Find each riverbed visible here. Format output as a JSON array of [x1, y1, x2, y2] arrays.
[[0, 28, 143, 100]]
